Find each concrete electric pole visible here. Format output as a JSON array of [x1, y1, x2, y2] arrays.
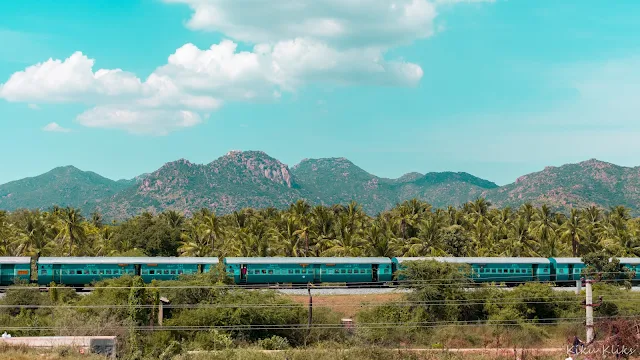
[[585, 279, 594, 343]]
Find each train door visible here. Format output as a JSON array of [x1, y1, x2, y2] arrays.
[[532, 264, 539, 281], [134, 264, 141, 276], [0, 264, 9, 285], [568, 264, 574, 282], [240, 264, 247, 284], [52, 264, 62, 283], [313, 264, 321, 283], [372, 264, 379, 282]]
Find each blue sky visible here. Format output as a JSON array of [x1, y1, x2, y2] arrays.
[[1, 0, 640, 186]]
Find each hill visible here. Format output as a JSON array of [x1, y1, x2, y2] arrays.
[[0, 166, 129, 214], [2, 154, 640, 218], [483, 159, 640, 213]]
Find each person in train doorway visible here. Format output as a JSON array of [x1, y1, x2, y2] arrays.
[[241, 267, 247, 277]]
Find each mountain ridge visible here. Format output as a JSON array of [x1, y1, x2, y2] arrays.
[[2, 153, 640, 219]]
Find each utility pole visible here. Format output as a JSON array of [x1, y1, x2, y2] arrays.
[[583, 278, 603, 344], [585, 278, 594, 343], [305, 284, 313, 346]]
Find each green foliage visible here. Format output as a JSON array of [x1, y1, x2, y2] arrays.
[[257, 335, 291, 350], [402, 260, 474, 322], [193, 329, 234, 350], [3, 195, 640, 258], [582, 253, 634, 287]]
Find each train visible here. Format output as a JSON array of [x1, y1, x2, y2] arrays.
[[0, 256, 638, 287]]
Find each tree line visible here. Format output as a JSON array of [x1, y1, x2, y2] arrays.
[[1, 198, 639, 258]]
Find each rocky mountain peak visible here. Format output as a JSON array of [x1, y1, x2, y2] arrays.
[[211, 150, 293, 188]]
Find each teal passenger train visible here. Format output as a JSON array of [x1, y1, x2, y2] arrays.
[[0, 256, 638, 287]]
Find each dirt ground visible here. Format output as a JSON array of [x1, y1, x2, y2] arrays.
[[286, 293, 404, 318]]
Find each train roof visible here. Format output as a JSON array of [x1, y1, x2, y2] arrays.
[[551, 257, 584, 264], [393, 257, 550, 264], [224, 257, 392, 265], [617, 258, 640, 264], [38, 257, 219, 265], [0, 257, 31, 264]]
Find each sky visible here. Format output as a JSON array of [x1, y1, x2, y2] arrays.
[[1, 0, 640, 186]]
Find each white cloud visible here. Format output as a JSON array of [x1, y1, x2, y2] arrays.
[[164, 0, 439, 48], [28, 103, 39, 110], [157, 39, 423, 96], [0, 0, 492, 134], [42, 122, 71, 133], [0, 52, 141, 103], [77, 106, 202, 136]]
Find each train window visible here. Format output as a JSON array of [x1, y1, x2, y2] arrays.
[[268, 270, 273, 274], [84, 270, 89, 275], [341, 269, 346, 274], [261, 270, 266, 274], [40, 270, 47, 275], [150, 270, 155, 275], [544, 269, 548, 273], [91, 270, 97, 275], [178, 270, 183, 274], [354, 269, 359, 274], [99, 270, 105, 275], [171, 270, 176, 275], [295, 270, 300, 274], [321, 270, 326, 274], [498, 269, 503, 273], [509, 269, 514, 273], [105, 270, 111, 275], [162, 270, 168, 275]]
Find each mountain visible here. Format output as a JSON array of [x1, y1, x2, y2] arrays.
[[291, 157, 398, 214], [95, 151, 304, 220], [0, 166, 129, 214], [483, 159, 640, 213], [291, 158, 497, 214], [394, 172, 499, 209], [2, 153, 640, 219]]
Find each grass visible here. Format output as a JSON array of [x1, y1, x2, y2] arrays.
[[178, 348, 562, 360], [0, 344, 106, 360], [286, 293, 404, 318]]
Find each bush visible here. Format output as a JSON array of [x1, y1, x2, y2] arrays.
[[193, 329, 235, 350], [258, 335, 290, 350]]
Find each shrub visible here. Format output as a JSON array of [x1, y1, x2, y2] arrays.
[[258, 335, 291, 350]]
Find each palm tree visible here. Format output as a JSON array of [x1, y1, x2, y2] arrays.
[[195, 209, 224, 255], [559, 209, 586, 257], [179, 224, 212, 257], [57, 207, 86, 256], [529, 205, 559, 256]]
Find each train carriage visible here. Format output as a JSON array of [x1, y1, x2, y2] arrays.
[[393, 257, 552, 283], [549, 257, 585, 283], [224, 257, 393, 284], [618, 258, 640, 283], [0, 257, 31, 286], [140, 257, 219, 282], [38, 257, 219, 285]]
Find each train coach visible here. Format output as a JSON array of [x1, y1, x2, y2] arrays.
[[224, 257, 393, 284], [37, 257, 219, 286], [392, 257, 552, 283], [0, 257, 31, 286]]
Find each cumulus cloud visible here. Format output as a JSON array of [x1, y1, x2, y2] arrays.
[[0, 0, 492, 134], [164, 0, 439, 48], [42, 122, 71, 133], [0, 52, 141, 103]]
